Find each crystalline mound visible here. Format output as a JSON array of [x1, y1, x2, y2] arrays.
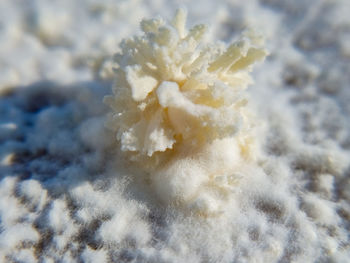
[[105, 9, 267, 215]]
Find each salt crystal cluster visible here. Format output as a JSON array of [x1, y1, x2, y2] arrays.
[[105, 9, 267, 214]]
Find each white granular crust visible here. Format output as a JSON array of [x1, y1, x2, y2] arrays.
[[0, 0, 349, 262]]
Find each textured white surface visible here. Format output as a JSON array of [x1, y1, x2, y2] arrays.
[[0, 0, 350, 262]]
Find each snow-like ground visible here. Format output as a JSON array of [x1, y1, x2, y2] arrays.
[[1, 0, 350, 262]]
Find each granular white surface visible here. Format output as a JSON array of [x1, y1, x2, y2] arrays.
[[1, 0, 350, 262]]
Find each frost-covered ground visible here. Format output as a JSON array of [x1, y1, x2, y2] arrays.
[[1, 0, 350, 262]]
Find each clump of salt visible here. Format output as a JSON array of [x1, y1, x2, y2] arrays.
[[105, 9, 267, 215]]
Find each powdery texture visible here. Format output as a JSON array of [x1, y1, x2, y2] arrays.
[[0, 0, 350, 262]]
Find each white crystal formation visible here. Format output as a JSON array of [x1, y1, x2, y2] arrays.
[[104, 9, 267, 161]]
